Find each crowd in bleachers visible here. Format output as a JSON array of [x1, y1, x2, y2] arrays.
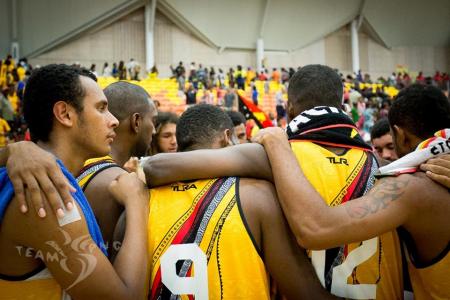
[[1, 54, 449, 146]]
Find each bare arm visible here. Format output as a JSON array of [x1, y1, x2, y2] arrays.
[[253, 128, 416, 250], [239, 179, 336, 299], [3, 172, 148, 300], [420, 154, 450, 188], [83, 167, 125, 255], [143, 143, 273, 187], [2, 141, 75, 216]]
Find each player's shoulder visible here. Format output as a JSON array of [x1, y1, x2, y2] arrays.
[[383, 172, 449, 208], [238, 178, 276, 198], [238, 178, 281, 218], [85, 166, 126, 191]]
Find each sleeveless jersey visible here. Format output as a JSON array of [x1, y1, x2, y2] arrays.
[[399, 223, 450, 299], [0, 268, 69, 300], [148, 177, 269, 299], [291, 141, 403, 299], [76, 156, 119, 189]]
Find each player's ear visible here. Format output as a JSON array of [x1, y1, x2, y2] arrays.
[[130, 113, 141, 134], [53, 101, 76, 128]]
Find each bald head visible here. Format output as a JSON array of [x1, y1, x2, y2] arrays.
[[104, 81, 155, 120]]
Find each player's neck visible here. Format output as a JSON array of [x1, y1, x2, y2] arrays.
[[37, 140, 86, 175], [110, 140, 132, 166]]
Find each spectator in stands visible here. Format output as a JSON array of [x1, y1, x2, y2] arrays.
[[209, 67, 217, 87], [185, 84, 197, 106], [370, 118, 398, 162], [258, 70, 268, 81], [271, 68, 280, 83], [217, 68, 225, 88], [197, 64, 207, 88], [275, 87, 286, 122], [228, 67, 235, 88], [416, 71, 425, 84], [90, 64, 98, 77], [378, 100, 390, 119], [112, 62, 118, 78], [188, 68, 199, 89], [227, 111, 248, 144], [118, 60, 126, 80], [224, 87, 237, 111], [102, 62, 112, 77], [177, 69, 186, 92], [126, 58, 140, 80], [235, 65, 245, 90], [151, 112, 178, 154], [252, 85, 259, 106], [0, 116, 11, 147], [149, 65, 158, 79], [246, 67, 256, 87], [281, 67, 289, 84]]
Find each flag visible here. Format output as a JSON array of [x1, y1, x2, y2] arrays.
[[237, 90, 273, 128]]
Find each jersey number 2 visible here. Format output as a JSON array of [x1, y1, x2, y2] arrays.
[[311, 237, 378, 299], [161, 243, 208, 300]]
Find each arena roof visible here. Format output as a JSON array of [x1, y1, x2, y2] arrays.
[[0, 0, 449, 58]]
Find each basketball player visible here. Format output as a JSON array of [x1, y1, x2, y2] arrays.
[[76, 81, 157, 253], [143, 66, 403, 299], [116, 104, 335, 299], [252, 84, 450, 299], [0, 65, 149, 299]]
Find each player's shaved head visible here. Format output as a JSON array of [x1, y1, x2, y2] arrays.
[[104, 81, 155, 121]]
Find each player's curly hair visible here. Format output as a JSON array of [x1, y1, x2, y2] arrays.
[[177, 104, 233, 151], [23, 64, 96, 142], [389, 84, 450, 140]]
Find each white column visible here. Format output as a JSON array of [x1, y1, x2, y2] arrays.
[[256, 38, 264, 73], [11, 0, 19, 60], [145, 0, 157, 72], [351, 19, 360, 74]]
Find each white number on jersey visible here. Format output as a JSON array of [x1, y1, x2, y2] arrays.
[[160, 243, 208, 300], [311, 237, 378, 299]]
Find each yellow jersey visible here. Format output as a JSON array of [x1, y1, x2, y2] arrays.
[[148, 177, 269, 299], [291, 141, 403, 300], [0, 118, 10, 147], [76, 156, 118, 190], [399, 227, 450, 299], [0, 267, 67, 300]]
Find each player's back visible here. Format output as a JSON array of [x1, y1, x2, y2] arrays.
[[291, 141, 403, 299], [148, 177, 269, 299]]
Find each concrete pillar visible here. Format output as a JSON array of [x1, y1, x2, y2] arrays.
[[351, 19, 360, 74], [145, 0, 157, 72], [11, 0, 19, 60], [256, 38, 264, 73]]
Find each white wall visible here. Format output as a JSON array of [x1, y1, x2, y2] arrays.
[[30, 9, 146, 74], [29, 8, 449, 78], [0, 0, 11, 57]]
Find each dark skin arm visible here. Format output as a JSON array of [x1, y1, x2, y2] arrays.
[[143, 143, 272, 187], [239, 178, 338, 299], [0, 141, 75, 216], [83, 166, 125, 256], [0, 172, 149, 300], [252, 128, 449, 258]]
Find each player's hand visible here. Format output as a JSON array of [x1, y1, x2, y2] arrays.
[[251, 127, 288, 146], [123, 157, 139, 173], [7, 141, 76, 218], [109, 172, 149, 208], [420, 154, 450, 188]]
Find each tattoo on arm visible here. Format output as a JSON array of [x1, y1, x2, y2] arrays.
[[345, 177, 410, 218]]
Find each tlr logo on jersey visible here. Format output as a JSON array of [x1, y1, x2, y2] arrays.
[[171, 183, 197, 192], [327, 157, 349, 166]]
